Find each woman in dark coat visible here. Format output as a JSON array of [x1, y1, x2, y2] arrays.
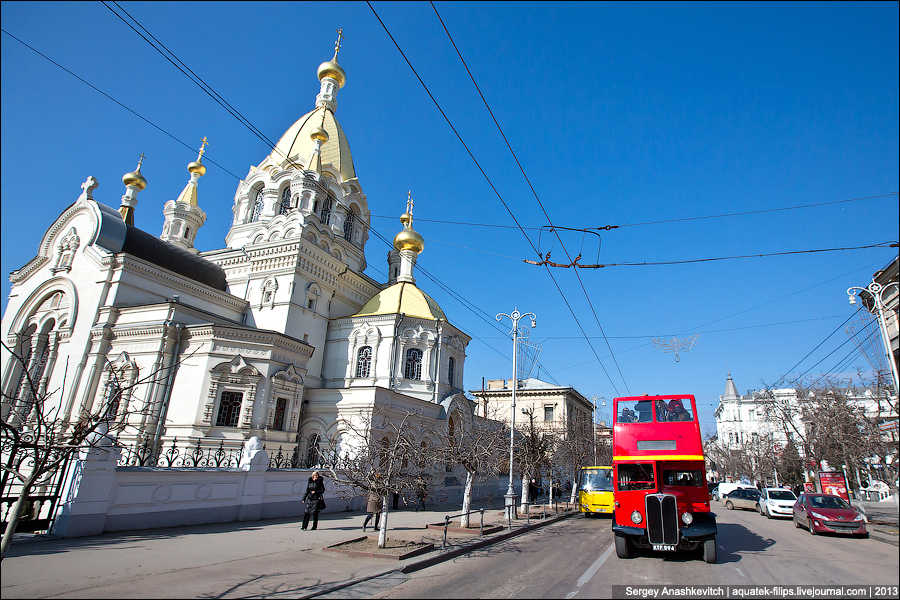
[[301, 471, 325, 530]]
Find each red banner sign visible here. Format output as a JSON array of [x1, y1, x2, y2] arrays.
[[817, 471, 849, 502], [803, 481, 816, 493]]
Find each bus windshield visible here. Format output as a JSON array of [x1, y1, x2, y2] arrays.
[[580, 468, 613, 492]]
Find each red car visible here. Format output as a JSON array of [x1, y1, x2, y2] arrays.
[[792, 493, 868, 537]]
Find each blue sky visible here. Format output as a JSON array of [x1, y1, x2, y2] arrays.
[[2, 2, 898, 436]]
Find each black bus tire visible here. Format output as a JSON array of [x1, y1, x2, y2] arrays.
[[615, 534, 632, 559], [703, 537, 717, 563]]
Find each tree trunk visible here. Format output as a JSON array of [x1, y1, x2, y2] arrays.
[[0, 474, 36, 560], [460, 470, 474, 528], [519, 474, 530, 512], [549, 478, 554, 507], [570, 467, 578, 503], [377, 496, 389, 549]]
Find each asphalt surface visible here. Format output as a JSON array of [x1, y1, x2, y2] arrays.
[[367, 504, 899, 599]]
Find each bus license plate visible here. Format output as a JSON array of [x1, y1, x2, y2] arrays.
[[652, 544, 676, 552]]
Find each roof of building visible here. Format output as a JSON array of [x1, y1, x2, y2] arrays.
[[724, 373, 740, 399], [265, 106, 355, 181], [353, 281, 445, 320], [122, 225, 227, 291]]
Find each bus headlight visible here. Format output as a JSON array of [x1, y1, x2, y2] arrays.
[[681, 512, 693, 525], [631, 510, 642, 524]]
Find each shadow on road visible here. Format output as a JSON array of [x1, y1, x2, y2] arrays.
[[715, 522, 775, 563]]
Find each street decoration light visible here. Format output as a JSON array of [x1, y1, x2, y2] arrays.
[[496, 307, 536, 529], [847, 280, 899, 397]]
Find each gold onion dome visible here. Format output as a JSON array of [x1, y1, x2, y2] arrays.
[[393, 212, 424, 254], [188, 136, 208, 176], [187, 160, 206, 176], [310, 125, 329, 142], [122, 157, 147, 190], [317, 60, 346, 88]]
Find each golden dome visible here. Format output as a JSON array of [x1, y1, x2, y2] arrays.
[[187, 161, 207, 176], [353, 282, 445, 320], [317, 59, 346, 88], [122, 161, 147, 191], [310, 125, 329, 142], [393, 225, 424, 254]]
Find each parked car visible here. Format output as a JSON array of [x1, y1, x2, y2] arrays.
[[708, 483, 719, 501], [724, 488, 761, 511], [757, 488, 797, 518], [715, 482, 756, 502], [792, 493, 867, 537]]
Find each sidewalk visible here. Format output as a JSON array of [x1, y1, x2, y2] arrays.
[[1, 497, 576, 599], [856, 498, 899, 545]]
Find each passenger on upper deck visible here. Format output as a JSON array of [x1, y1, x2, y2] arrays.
[[666, 399, 692, 422]]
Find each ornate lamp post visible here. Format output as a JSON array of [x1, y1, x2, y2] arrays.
[[847, 280, 899, 397], [496, 307, 536, 529]]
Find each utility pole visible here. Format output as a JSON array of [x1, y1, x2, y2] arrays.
[[496, 307, 536, 528]]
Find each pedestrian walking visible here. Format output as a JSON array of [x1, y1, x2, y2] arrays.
[[300, 471, 326, 530], [363, 489, 383, 531], [415, 476, 428, 511]]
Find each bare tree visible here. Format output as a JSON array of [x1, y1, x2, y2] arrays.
[[322, 408, 436, 548], [437, 416, 507, 527], [515, 407, 553, 511], [0, 341, 175, 559]]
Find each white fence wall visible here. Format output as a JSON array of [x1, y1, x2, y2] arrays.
[[51, 437, 509, 538]]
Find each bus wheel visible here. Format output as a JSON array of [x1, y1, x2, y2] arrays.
[[703, 537, 717, 564], [614, 534, 632, 559]]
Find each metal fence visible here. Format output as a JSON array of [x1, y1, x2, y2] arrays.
[[116, 437, 307, 470], [1, 431, 72, 534]]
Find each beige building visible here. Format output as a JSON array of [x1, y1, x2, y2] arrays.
[[470, 378, 593, 436]]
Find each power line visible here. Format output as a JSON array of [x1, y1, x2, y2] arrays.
[[806, 327, 881, 389], [789, 317, 877, 385], [0, 28, 243, 181], [99, 1, 289, 165], [429, 0, 629, 394], [616, 193, 898, 228], [772, 308, 863, 387], [366, 189, 897, 231], [368, 1, 622, 396], [506, 314, 851, 340], [525, 241, 897, 269]]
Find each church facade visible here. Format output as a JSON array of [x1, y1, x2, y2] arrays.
[[0, 37, 474, 467]]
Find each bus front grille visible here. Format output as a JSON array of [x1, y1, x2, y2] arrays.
[[645, 494, 678, 545]]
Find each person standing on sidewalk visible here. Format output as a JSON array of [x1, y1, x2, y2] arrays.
[[301, 471, 326, 530], [363, 489, 383, 531], [415, 475, 428, 511]]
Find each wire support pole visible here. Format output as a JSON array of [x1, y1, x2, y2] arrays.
[[847, 280, 900, 397], [496, 308, 536, 525]]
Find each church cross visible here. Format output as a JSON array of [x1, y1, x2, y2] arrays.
[[406, 189, 414, 216], [136, 152, 145, 170], [81, 176, 98, 194], [334, 28, 343, 59], [197, 136, 208, 160]]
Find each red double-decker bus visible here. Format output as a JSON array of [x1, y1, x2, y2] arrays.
[[612, 394, 717, 563]]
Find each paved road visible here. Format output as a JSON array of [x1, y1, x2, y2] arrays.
[[369, 506, 899, 599]]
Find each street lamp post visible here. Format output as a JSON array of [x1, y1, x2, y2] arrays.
[[847, 280, 899, 397], [496, 307, 536, 529]]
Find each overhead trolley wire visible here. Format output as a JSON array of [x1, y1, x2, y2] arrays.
[[429, 0, 629, 394], [367, 1, 622, 396], [771, 307, 863, 387]]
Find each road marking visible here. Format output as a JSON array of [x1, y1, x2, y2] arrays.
[[735, 567, 746, 578], [566, 543, 614, 599]]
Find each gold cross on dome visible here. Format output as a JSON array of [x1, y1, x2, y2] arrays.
[[197, 136, 208, 160], [334, 28, 343, 59], [136, 152, 145, 169], [406, 189, 414, 215]]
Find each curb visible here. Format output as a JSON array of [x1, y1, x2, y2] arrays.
[[299, 510, 578, 598]]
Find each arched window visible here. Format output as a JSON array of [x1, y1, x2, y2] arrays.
[[343, 210, 354, 241], [355, 346, 372, 378], [404, 348, 422, 380], [250, 188, 264, 222], [447, 356, 455, 387], [319, 192, 333, 224], [279, 187, 291, 215], [11, 324, 37, 401], [306, 433, 321, 467]]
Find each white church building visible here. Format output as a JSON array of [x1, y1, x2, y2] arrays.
[[1, 37, 475, 468]]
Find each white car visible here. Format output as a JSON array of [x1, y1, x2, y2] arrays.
[[758, 488, 797, 518]]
